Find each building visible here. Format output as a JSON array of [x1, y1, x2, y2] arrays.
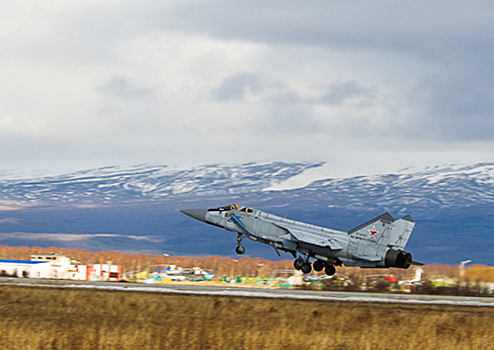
[[0, 254, 122, 281], [30, 253, 71, 279], [0, 259, 51, 279], [88, 263, 122, 282], [68, 264, 88, 281]]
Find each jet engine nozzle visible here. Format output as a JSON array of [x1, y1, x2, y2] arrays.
[[385, 249, 412, 269]]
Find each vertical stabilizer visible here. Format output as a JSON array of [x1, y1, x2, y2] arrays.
[[388, 215, 415, 250], [347, 213, 416, 268], [347, 213, 396, 260]]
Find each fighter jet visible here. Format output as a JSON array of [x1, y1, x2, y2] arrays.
[[180, 204, 422, 275]]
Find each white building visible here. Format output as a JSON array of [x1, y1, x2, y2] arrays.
[[0, 259, 51, 279], [0, 254, 122, 281], [30, 254, 72, 279], [68, 264, 88, 281]]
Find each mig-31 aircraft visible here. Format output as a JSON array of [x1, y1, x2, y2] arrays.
[[180, 204, 422, 275]]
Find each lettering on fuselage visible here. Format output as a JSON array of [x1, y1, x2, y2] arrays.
[[350, 232, 378, 244]]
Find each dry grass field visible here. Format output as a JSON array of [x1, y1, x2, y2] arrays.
[[0, 285, 493, 350]]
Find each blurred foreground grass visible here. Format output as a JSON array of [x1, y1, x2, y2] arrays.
[[0, 285, 493, 349]]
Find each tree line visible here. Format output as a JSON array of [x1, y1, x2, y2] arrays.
[[0, 245, 492, 282]]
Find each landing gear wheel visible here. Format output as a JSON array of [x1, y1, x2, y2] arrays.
[[313, 260, 324, 272], [294, 257, 304, 270], [301, 263, 312, 274], [324, 265, 336, 276], [235, 246, 246, 255]]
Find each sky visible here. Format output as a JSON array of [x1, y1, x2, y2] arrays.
[[1, 1, 494, 178]]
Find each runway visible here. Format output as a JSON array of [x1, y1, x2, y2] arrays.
[[2, 277, 494, 307]]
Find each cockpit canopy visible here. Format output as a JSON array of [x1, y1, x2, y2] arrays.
[[239, 206, 254, 213], [208, 204, 254, 213], [208, 204, 238, 212]]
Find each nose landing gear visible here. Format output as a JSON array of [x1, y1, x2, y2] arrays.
[[235, 233, 246, 255]]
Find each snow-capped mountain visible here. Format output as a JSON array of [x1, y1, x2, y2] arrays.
[[0, 162, 492, 264], [0, 162, 322, 205], [1, 162, 493, 211], [289, 163, 494, 215]]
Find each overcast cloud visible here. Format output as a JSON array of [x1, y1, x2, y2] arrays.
[[0, 1, 493, 177]]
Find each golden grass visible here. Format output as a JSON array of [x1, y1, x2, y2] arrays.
[[0, 285, 493, 350]]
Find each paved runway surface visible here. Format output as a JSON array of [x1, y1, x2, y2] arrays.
[[2, 277, 494, 307]]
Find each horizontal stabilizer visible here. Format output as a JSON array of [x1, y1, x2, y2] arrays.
[[400, 215, 415, 223]]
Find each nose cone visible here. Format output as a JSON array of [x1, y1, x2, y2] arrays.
[[180, 209, 208, 223]]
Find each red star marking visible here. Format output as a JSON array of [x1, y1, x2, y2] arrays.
[[369, 228, 377, 237]]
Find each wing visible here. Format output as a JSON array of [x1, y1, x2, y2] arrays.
[[353, 255, 381, 262], [273, 222, 343, 251]]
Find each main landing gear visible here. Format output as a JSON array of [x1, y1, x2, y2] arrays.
[[293, 257, 336, 276]]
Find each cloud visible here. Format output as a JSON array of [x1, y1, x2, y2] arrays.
[[0, 200, 32, 211], [0, 218, 21, 224], [408, 71, 494, 141], [98, 76, 155, 101], [0, 232, 163, 243], [320, 81, 377, 107], [0, 1, 493, 174], [149, 2, 493, 56], [213, 72, 262, 101]]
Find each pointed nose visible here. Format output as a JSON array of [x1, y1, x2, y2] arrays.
[[180, 209, 208, 222]]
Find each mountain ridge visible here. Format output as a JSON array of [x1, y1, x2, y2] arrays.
[[0, 161, 492, 265]]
